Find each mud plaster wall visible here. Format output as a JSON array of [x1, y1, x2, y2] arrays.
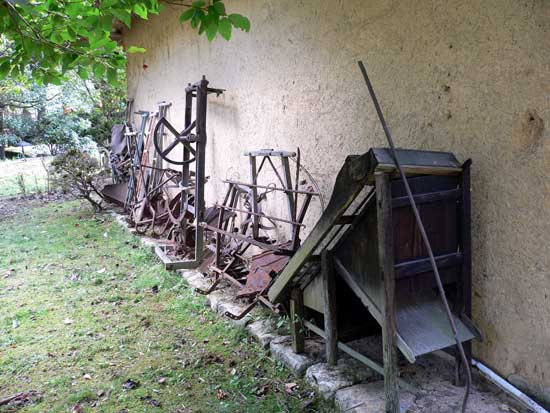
[[123, 0, 550, 388]]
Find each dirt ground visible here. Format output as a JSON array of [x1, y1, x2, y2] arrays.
[[0, 193, 73, 222]]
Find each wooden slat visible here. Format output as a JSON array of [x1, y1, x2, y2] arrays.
[[392, 188, 461, 208], [322, 250, 338, 365], [290, 288, 305, 353], [394, 252, 463, 279]]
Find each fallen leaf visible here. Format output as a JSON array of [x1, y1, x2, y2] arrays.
[[97, 268, 106, 274], [149, 399, 162, 407], [122, 379, 139, 390], [256, 383, 270, 396], [64, 318, 74, 325], [216, 388, 228, 400], [284, 382, 297, 394]]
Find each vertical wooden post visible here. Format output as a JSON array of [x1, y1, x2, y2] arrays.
[[290, 288, 305, 353], [322, 249, 338, 365], [375, 172, 399, 413], [458, 159, 473, 383]]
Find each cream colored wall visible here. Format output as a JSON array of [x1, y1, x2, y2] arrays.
[[123, 0, 550, 387]]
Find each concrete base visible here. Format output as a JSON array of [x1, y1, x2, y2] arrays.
[[270, 336, 323, 376], [247, 319, 277, 348], [335, 381, 415, 413]]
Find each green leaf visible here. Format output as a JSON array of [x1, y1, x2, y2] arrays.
[[107, 67, 118, 84], [213, 1, 225, 15], [127, 46, 146, 53], [192, 1, 206, 7], [179, 8, 194, 22], [133, 4, 148, 19], [218, 18, 231, 41], [228, 13, 250, 32], [205, 22, 218, 41], [93, 64, 105, 78], [111, 8, 131, 28]]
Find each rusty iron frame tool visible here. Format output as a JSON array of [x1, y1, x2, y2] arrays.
[[152, 77, 223, 270], [358, 60, 471, 412]]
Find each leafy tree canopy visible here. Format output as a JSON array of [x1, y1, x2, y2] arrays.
[[0, 1, 250, 85]]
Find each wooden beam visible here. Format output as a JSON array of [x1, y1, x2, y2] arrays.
[[375, 172, 399, 413], [322, 250, 338, 365], [290, 288, 305, 353]]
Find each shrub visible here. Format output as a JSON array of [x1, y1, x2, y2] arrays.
[[50, 149, 106, 211]]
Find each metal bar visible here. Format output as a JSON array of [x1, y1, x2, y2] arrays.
[[358, 60, 471, 412], [292, 192, 313, 251], [223, 180, 319, 196], [210, 265, 245, 290], [193, 77, 208, 264], [215, 204, 306, 227], [200, 224, 282, 252], [249, 155, 260, 238]]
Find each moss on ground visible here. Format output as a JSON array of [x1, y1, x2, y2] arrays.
[[0, 200, 333, 412]]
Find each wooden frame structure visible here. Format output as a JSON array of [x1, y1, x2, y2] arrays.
[[268, 148, 482, 412]]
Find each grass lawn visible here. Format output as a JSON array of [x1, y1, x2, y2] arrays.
[[0, 158, 51, 199], [0, 200, 333, 412]]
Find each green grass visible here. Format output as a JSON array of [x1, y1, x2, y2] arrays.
[[0, 157, 51, 198], [0, 200, 333, 412]]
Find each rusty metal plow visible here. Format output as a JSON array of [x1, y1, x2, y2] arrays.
[[197, 149, 322, 319]]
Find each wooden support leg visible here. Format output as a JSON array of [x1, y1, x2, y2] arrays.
[[290, 288, 305, 353], [322, 249, 338, 365], [456, 159, 472, 386], [375, 172, 399, 413]]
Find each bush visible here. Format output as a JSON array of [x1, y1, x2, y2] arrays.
[[50, 149, 106, 211]]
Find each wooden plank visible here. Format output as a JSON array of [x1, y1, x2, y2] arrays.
[[333, 257, 416, 363], [335, 215, 356, 225], [392, 188, 461, 208], [370, 148, 461, 170], [375, 172, 399, 413], [458, 159, 473, 381], [290, 288, 305, 353], [322, 250, 338, 365], [268, 153, 372, 303], [394, 252, 463, 279]]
